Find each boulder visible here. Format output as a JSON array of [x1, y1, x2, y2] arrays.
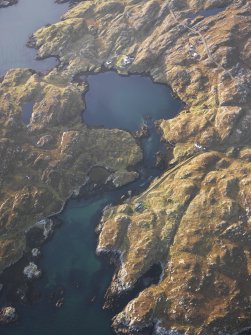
[[0, 307, 17, 324], [23, 262, 42, 280]]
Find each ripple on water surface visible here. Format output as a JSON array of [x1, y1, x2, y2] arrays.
[[0, 0, 68, 76]]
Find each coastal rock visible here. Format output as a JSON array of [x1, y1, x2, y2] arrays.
[[0, 306, 17, 325], [134, 124, 150, 139], [110, 171, 139, 188], [31, 248, 40, 258], [35, 219, 54, 239], [23, 262, 42, 279]]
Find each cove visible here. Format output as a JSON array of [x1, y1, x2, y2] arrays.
[[83, 71, 180, 132], [0, 0, 68, 76], [0, 72, 182, 335]]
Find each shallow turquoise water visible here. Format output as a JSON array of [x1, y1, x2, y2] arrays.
[[2, 197, 115, 334], [1, 72, 181, 335]]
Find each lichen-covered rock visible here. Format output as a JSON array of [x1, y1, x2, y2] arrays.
[[31, 248, 40, 258], [23, 262, 41, 279]]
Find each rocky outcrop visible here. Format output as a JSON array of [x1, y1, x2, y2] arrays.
[[0, 307, 17, 325], [23, 262, 41, 279]]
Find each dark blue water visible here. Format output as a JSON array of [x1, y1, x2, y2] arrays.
[[21, 102, 33, 124], [0, 0, 68, 76], [84, 72, 180, 132]]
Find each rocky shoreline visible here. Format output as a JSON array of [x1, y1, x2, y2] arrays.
[[0, 0, 251, 334]]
